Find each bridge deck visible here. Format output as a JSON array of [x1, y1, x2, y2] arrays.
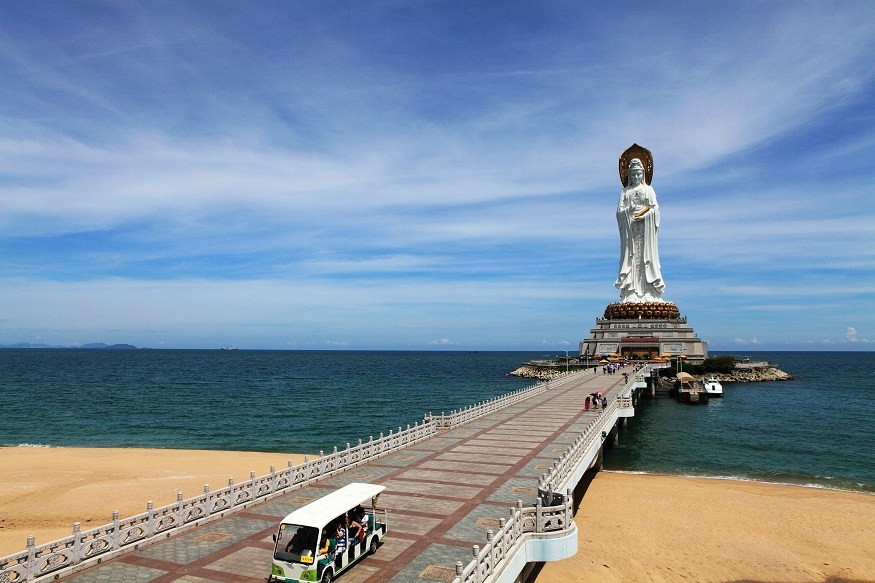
[[60, 370, 627, 583]]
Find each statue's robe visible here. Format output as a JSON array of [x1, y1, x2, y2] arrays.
[[614, 183, 665, 302]]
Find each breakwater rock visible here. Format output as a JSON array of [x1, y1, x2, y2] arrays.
[[510, 364, 793, 383], [705, 367, 793, 383], [509, 365, 569, 381]]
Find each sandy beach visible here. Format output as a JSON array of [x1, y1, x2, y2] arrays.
[[0, 447, 309, 556], [537, 472, 875, 583], [2, 449, 873, 582]]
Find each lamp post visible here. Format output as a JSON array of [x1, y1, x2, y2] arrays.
[[564, 349, 569, 373]]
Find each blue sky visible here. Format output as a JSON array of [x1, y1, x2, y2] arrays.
[[1, 1, 873, 351]]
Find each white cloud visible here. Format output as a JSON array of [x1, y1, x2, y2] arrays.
[[1, 3, 874, 350], [846, 327, 870, 344]]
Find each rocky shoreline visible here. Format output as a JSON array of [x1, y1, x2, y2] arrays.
[[698, 367, 793, 382], [509, 364, 793, 383], [509, 365, 572, 381]]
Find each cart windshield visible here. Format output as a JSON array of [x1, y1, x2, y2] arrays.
[[273, 524, 319, 565]]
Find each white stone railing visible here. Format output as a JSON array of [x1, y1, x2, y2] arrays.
[[2, 369, 581, 583], [448, 365, 653, 583], [537, 364, 655, 504], [0, 421, 435, 583], [451, 494, 574, 583], [425, 368, 590, 429], [536, 399, 616, 502]]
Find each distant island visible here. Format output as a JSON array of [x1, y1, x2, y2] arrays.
[[0, 342, 141, 349]]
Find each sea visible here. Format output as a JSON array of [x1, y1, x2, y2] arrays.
[[1, 349, 873, 494]]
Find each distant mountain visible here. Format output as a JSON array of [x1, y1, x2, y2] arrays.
[[0, 342, 141, 349], [80, 343, 139, 350]]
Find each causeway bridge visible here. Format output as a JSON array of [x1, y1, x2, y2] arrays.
[[1, 365, 662, 583]]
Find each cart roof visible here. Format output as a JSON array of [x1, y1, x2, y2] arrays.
[[279, 483, 385, 527]]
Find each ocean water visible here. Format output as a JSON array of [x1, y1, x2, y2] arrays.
[[603, 351, 875, 493], [0, 350, 538, 453], [1, 349, 873, 493]]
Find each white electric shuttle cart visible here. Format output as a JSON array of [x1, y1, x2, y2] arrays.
[[268, 483, 387, 583]]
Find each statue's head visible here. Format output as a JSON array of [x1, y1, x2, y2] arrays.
[[628, 158, 645, 186]]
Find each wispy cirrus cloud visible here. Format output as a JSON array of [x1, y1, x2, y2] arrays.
[[0, 2, 873, 349]]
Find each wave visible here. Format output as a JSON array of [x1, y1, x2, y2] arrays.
[[3, 443, 54, 448], [602, 470, 875, 495]]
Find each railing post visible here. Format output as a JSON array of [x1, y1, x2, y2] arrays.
[[472, 545, 481, 583], [567, 488, 574, 525], [26, 534, 36, 581], [175, 492, 184, 528], [72, 522, 81, 566], [112, 510, 121, 548], [146, 501, 155, 537], [535, 499, 543, 532]]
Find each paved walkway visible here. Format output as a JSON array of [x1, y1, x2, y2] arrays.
[[62, 371, 626, 583]]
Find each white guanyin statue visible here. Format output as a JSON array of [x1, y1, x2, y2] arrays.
[[614, 148, 666, 303]]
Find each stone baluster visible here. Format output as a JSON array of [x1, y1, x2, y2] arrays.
[[535, 498, 542, 532], [146, 501, 155, 537], [472, 545, 481, 583], [175, 492, 184, 529], [486, 528, 496, 574], [112, 510, 121, 547], [26, 534, 36, 580], [72, 522, 81, 564], [566, 488, 574, 524]]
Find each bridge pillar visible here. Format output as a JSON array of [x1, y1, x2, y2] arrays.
[[611, 424, 619, 447], [596, 445, 604, 471], [622, 416, 628, 428]]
